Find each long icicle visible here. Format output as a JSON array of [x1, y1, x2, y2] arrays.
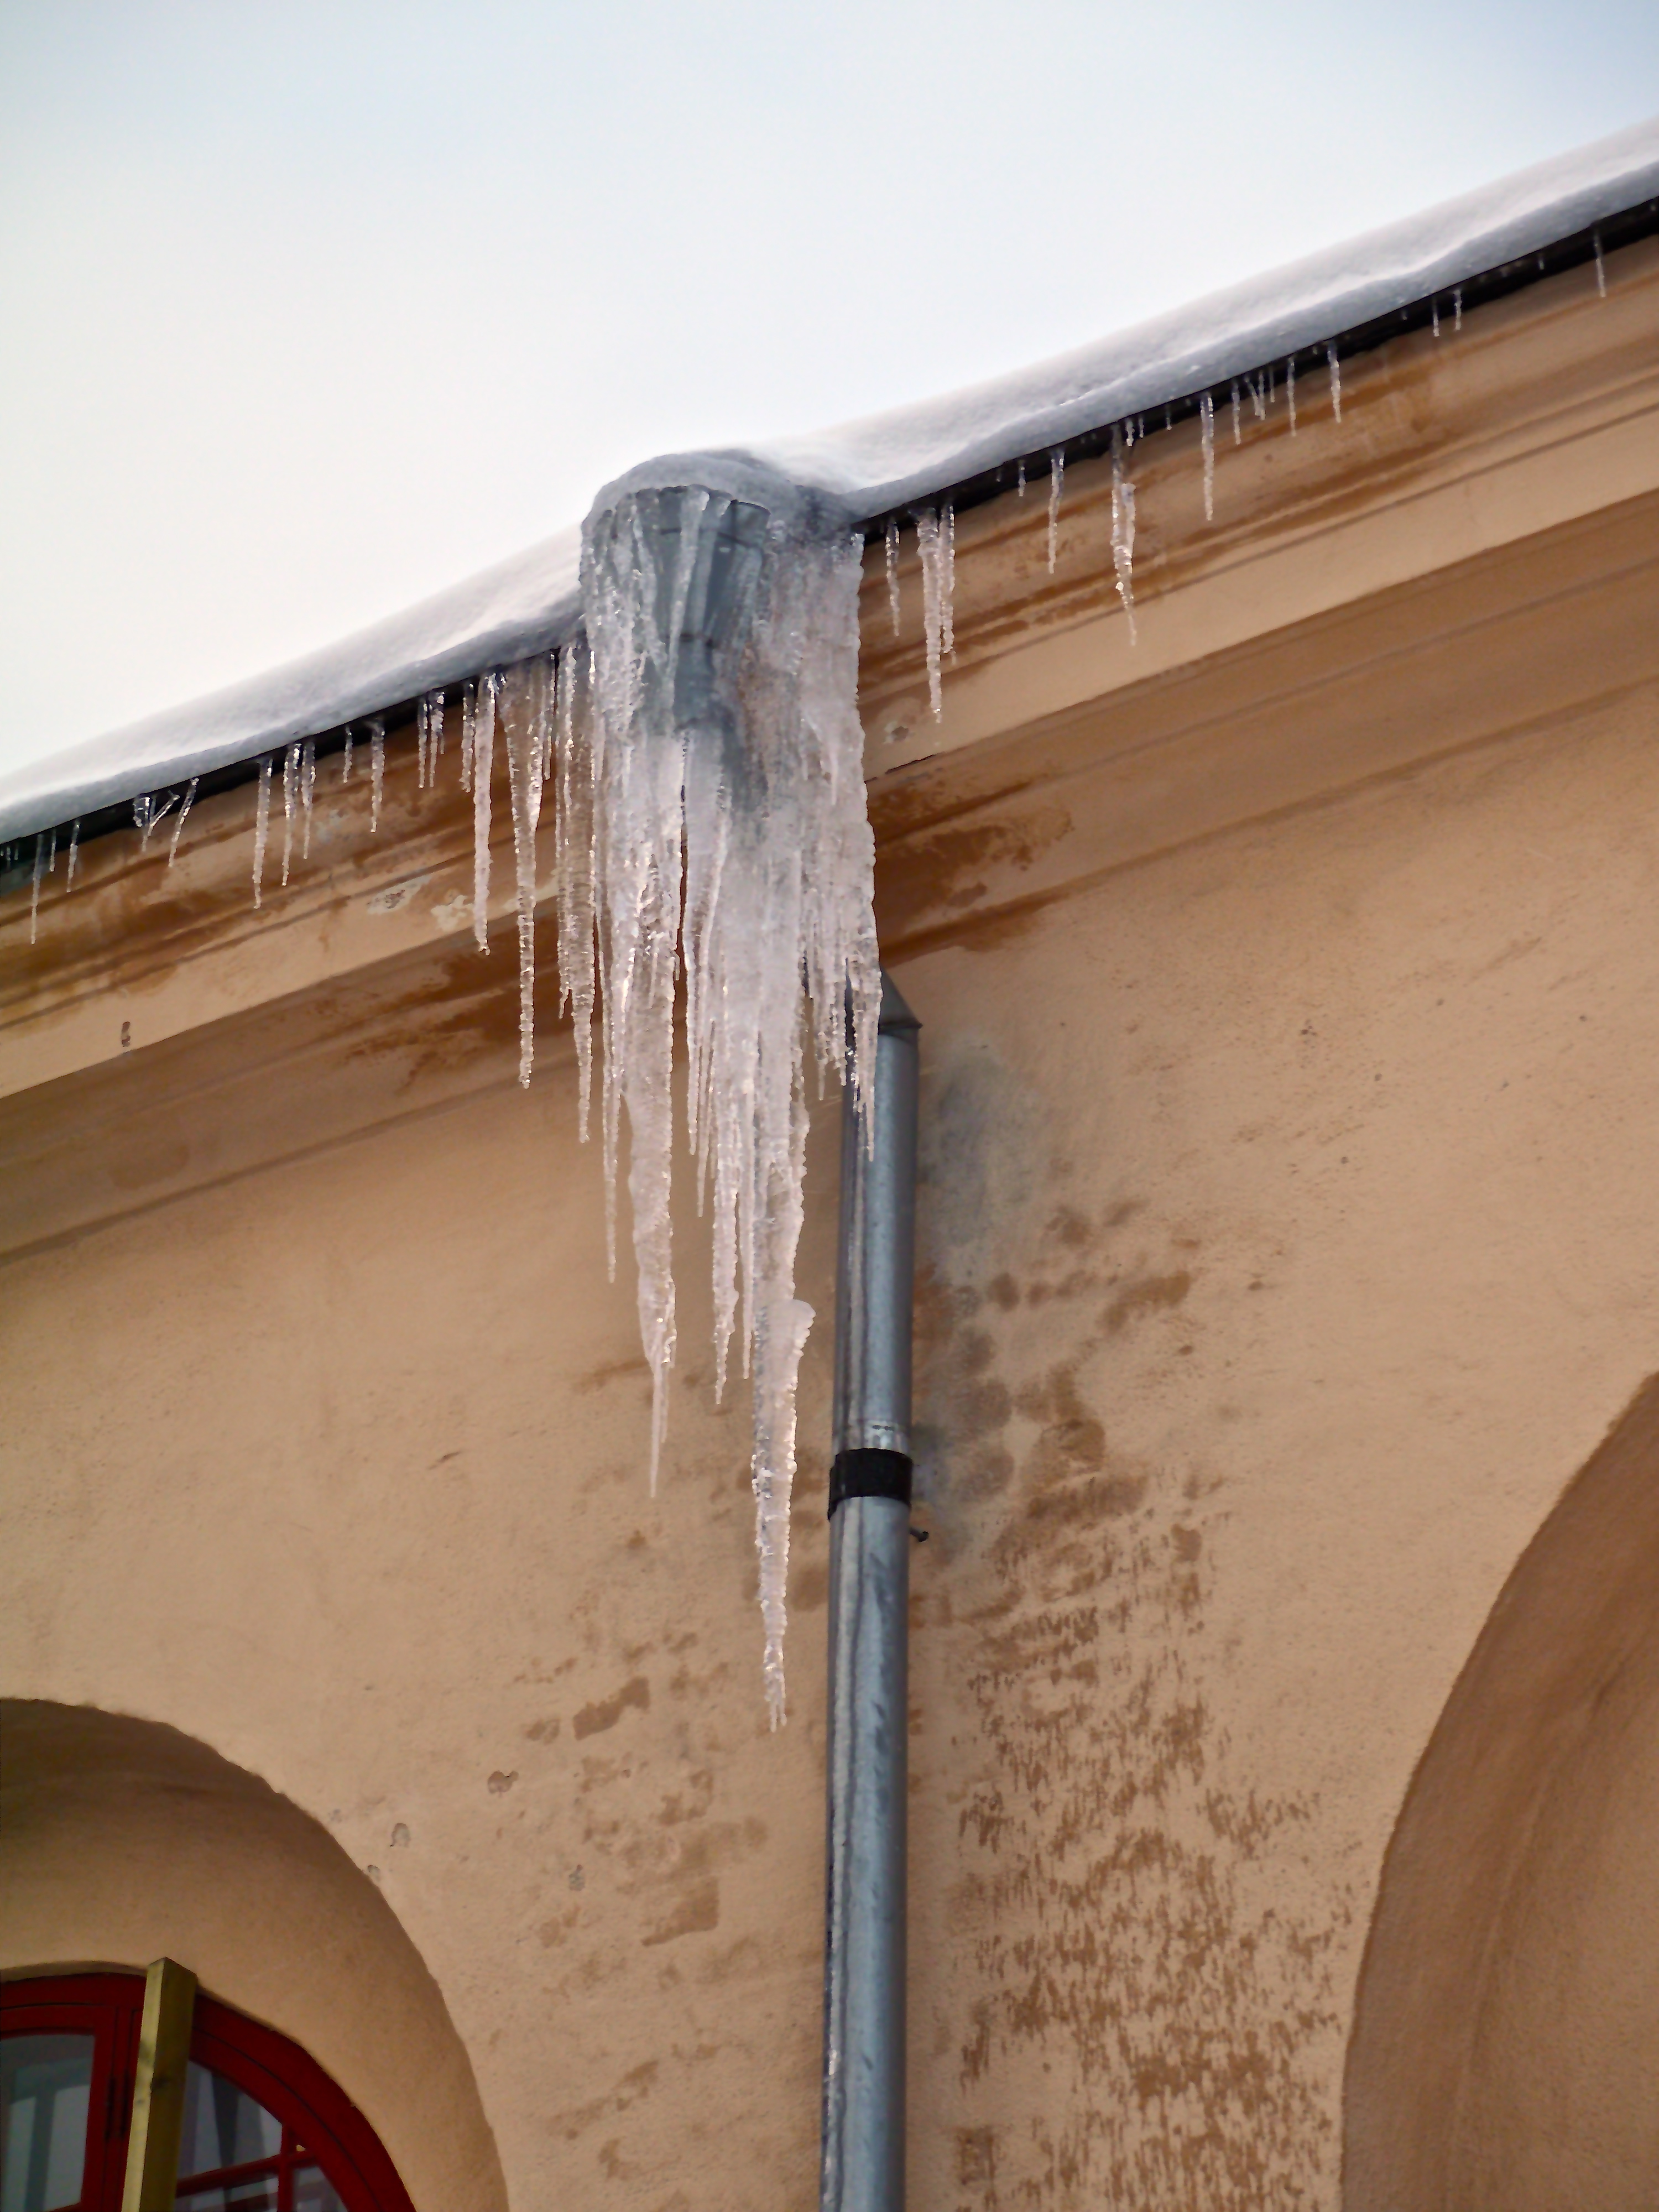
[[369, 717, 386, 833], [582, 484, 878, 1718], [1110, 426, 1138, 644], [252, 758, 274, 907], [503, 656, 550, 1085], [472, 674, 497, 950], [554, 642, 598, 1144]]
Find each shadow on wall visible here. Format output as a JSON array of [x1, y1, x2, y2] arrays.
[[0, 1701, 508, 2212], [1344, 1373, 1659, 2212]]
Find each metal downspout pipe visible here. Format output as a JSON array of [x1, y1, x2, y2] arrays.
[[821, 972, 920, 2212]]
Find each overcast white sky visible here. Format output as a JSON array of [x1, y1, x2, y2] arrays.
[[1, 3, 1654, 779]]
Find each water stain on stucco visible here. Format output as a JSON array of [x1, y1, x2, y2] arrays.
[[911, 1030, 1347, 2209], [573, 1675, 651, 1739]]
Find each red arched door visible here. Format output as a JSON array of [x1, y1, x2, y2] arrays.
[[1, 1975, 413, 2212]]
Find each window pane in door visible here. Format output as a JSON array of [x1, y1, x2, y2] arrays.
[[176, 2064, 281, 2179], [175, 2183, 279, 2212], [292, 2168, 345, 2212], [1, 2034, 94, 2212]]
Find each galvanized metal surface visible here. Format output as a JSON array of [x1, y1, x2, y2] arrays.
[[822, 975, 919, 2212]]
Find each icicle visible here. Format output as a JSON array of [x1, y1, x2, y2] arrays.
[[1046, 448, 1064, 574], [1432, 299, 1441, 338], [471, 676, 496, 949], [1327, 343, 1342, 423], [280, 742, 299, 885], [65, 821, 80, 887], [554, 640, 598, 1147], [502, 658, 549, 1085], [415, 695, 430, 789], [369, 717, 385, 834], [1287, 357, 1297, 435], [1016, 456, 1026, 497], [1249, 374, 1266, 422], [431, 688, 447, 761], [168, 778, 199, 867], [1124, 417, 1136, 450], [300, 739, 316, 857], [581, 478, 878, 1717], [1199, 392, 1215, 519], [460, 680, 477, 793], [252, 759, 273, 907], [1594, 231, 1606, 298], [915, 507, 950, 720], [885, 515, 901, 636], [1110, 427, 1138, 645], [134, 792, 177, 852], [1453, 286, 1463, 331], [1231, 379, 1242, 444], [341, 726, 354, 782], [29, 832, 45, 943], [941, 500, 955, 660]]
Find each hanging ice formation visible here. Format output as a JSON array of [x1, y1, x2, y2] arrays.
[[578, 461, 880, 1723], [1110, 427, 1138, 641], [915, 502, 954, 721]]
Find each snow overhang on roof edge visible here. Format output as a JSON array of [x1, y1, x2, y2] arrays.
[[3, 115, 1656, 852]]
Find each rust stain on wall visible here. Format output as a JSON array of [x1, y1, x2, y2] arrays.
[[573, 1674, 651, 1740], [912, 1034, 1347, 2209]]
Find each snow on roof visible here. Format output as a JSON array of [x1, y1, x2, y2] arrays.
[[4, 116, 1656, 851]]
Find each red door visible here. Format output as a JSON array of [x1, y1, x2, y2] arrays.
[[1, 1976, 414, 2212]]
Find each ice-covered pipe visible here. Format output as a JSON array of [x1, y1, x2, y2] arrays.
[[822, 972, 920, 2212]]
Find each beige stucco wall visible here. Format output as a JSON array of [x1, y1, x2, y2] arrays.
[[3, 241, 1657, 2209]]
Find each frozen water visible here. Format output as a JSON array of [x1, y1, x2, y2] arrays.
[[1328, 344, 1343, 422], [885, 517, 901, 636], [341, 726, 354, 782], [369, 717, 386, 834], [581, 463, 878, 1719], [1110, 428, 1138, 644], [1287, 357, 1298, 435], [65, 820, 79, 888], [472, 674, 497, 952], [1594, 231, 1606, 296], [281, 742, 299, 885], [252, 758, 273, 907], [1230, 380, 1242, 444], [300, 738, 316, 858], [168, 777, 199, 867], [29, 832, 45, 943], [1199, 393, 1216, 520], [553, 643, 598, 1145], [1046, 449, 1064, 573], [916, 505, 953, 722], [502, 656, 550, 1086]]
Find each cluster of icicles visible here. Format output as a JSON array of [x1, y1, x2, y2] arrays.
[[876, 247, 1606, 727], [29, 255, 1610, 1700], [29, 501, 879, 1725]]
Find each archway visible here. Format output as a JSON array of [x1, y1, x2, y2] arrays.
[[1343, 1373, 1659, 2209], [0, 1703, 507, 2212]]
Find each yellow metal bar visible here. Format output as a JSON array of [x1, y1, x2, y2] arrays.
[[121, 1957, 197, 2212]]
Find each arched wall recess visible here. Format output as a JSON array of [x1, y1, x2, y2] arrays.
[[0, 1701, 508, 2212], [1343, 1371, 1659, 2211]]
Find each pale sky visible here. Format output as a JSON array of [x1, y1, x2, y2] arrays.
[[2, 2, 1654, 779]]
